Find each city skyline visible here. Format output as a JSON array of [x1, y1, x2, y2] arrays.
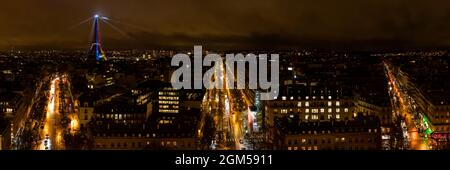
[[1, 0, 450, 153], [3, 1, 450, 169]]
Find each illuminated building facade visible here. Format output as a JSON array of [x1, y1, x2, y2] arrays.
[[265, 83, 390, 149], [281, 115, 381, 150], [158, 87, 180, 114]]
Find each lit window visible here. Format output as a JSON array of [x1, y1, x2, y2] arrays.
[[344, 108, 348, 112], [320, 96, 324, 99], [328, 101, 332, 106], [288, 67, 293, 71], [336, 101, 340, 106], [305, 115, 309, 120], [336, 114, 340, 119], [305, 109, 310, 113], [312, 115, 318, 120], [305, 102, 309, 107], [320, 108, 325, 113], [328, 108, 332, 113], [328, 96, 332, 99], [305, 96, 309, 100], [282, 96, 286, 100], [327, 115, 332, 119], [312, 109, 319, 113], [297, 102, 302, 107], [336, 108, 340, 113], [290, 96, 294, 100]]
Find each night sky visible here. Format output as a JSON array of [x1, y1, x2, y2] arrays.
[[2, 0, 450, 50]]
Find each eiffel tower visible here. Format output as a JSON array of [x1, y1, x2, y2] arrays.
[[86, 15, 114, 88], [88, 14, 106, 62]]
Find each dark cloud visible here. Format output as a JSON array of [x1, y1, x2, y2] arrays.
[[2, 0, 450, 50]]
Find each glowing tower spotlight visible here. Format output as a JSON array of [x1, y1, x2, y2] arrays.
[[89, 14, 107, 61]]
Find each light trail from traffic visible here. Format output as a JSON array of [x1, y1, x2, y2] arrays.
[[384, 61, 434, 150], [38, 76, 66, 150], [199, 57, 256, 150]]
